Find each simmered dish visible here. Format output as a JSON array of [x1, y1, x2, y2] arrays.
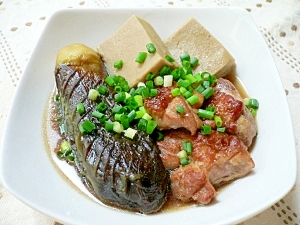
[[51, 15, 259, 214]]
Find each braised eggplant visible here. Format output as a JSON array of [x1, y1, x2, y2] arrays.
[[54, 44, 169, 214]]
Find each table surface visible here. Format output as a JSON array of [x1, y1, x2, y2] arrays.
[[0, 0, 299, 224]]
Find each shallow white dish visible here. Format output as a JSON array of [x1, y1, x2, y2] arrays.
[[0, 7, 296, 225]]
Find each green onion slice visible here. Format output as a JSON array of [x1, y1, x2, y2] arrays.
[[76, 103, 85, 115], [176, 105, 184, 115], [146, 43, 156, 53], [198, 109, 214, 119], [114, 59, 123, 69], [201, 125, 212, 135], [135, 52, 147, 63]]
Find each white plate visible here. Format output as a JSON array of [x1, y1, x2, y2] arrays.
[[0, 7, 296, 225]]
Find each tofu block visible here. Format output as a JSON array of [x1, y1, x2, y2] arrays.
[[98, 15, 177, 87], [164, 18, 235, 78]]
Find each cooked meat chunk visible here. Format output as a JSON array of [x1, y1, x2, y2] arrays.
[[170, 164, 216, 204], [205, 78, 257, 147], [144, 86, 202, 135], [191, 130, 255, 185], [157, 129, 254, 204]]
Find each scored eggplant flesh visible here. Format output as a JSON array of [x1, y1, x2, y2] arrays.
[[54, 43, 169, 214]]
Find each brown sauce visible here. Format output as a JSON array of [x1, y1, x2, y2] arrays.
[[43, 74, 249, 214]]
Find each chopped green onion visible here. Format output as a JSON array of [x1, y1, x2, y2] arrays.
[[184, 74, 196, 84], [198, 109, 215, 119], [114, 113, 122, 121], [183, 91, 192, 99], [195, 84, 205, 93], [202, 87, 214, 99], [138, 118, 148, 131], [120, 114, 130, 129], [201, 125, 212, 135], [180, 87, 188, 94], [57, 151, 64, 159], [146, 120, 157, 134], [154, 76, 164, 86], [114, 92, 126, 103], [114, 60, 123, 69], [128, 98, 138, 110], [76, 103, 85, 115], [135, 110, 144, 119], [146, 80, 154, 89], [64, 149, 72, 156], [114, 85, 122, 93], [125, 92, 131, 99], [127, 110, 137, 122], [194, 73, 203, 82], [135, 52, 147, 63], [150, 88, 158, 97], [249, 108, 258, 117], [79, 120, 95, 134], [113, 121, 124, 133], [156, 132, 164, 140], [141, 88, 150, 98], [146, 72, 155, 81], [176, 105, 185, 115], [137, 82, 146, 87], [139, 106, 148, 114], [214, 116, 223, 128], [124, 128, 138, 139], [134, 95, 143, 107], [55, 94, 60, 103], [180, 53, 190, 62], [187, 95, 199, 105], [171, 69, 181, 80], [203, 80, 210, 88], [112, 104, 125, 114], [92, 111, 105, 120], [190, 57, 199, 68], [201, 72, 211, 80], [146, 43, 156, 53], [60, 140, 70, 152], [96, 102, 107, 112], [105, 120, 114, 131], [159, 65, 171, 76], [249, 98, 259, 109], [98, 85, 108, 95], [183, 141, 192, 154], [206, 106, 216, 113], [67, 155, 75, 162], [182, 60, 190, 68], [142, 113, 152, 121], [88, 89, 99, 101], [217, 127, 226, 133], [165, 55, 175, 63], [105, 76, 115, 87], [180, 157, 189, 166], [171, 88, 181, 97], [177, 78, 191, 88], [177, 150, 188, 159], [163, 75, 173, 87]]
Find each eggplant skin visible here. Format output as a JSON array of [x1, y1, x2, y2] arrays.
[[54, 44, 169, 214]]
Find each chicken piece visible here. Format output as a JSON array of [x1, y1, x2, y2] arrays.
[[144, 86, 202, 135], [157, 128, 193, 170], [191, 130, 255, 185], [157, 129, 254, 204], [170, 164, 216, 204], [205, 78, 257, 147]]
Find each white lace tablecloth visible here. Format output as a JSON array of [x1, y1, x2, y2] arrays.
[[0, 0, 299, 224]]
